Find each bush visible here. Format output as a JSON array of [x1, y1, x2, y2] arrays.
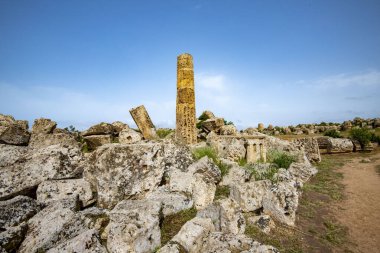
[[192, 146, 231, 176], [244, 164, 279, 183], [156, 128, 173, 138], [324, 129, 342, 138], [350, 128, 372, 149], [370, 132, 380, 144], [267, 150, 296, 169], [224, 120, 234, 125]]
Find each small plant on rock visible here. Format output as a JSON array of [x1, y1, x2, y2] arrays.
[[156, 128, 173, 139], [267, 150, 296, 169], [324, 129, 342, 138]]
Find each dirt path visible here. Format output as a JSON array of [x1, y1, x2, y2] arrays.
[[332, 151, 380, 252]]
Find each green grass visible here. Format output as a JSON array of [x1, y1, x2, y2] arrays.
[[322, 220, 349, 246], [245, 224, 303, 253], [244, 164, 279, 182], [267, 150, 296, 169], [192, 146, 231, 176], [156, 128, 173, 138], [160, 207, 197, 246], [303, 156, 345, 200], [237, 157, 247, 166], [214, 185, 230, 200]]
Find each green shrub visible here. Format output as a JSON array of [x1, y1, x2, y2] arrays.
[[198, 112, 210, 121], [156, 128, 173, 138], [267, 150, 296, 169], [237, 157, 247, 166], [224, 120, 234, 125], [370, 132, 380, 144], [214, 185, 230, 200], [324, 129, 342, 138], [350, 128, 372, 149], [192, 146, 231, 176], [244, 164, 279, 182]]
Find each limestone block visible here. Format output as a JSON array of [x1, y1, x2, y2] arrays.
[[129, 105, 158, 140], [31, 118, 57, 134]]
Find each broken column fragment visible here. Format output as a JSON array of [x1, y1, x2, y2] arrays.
[[176, 53, 197, 144], [129, 105, 158, 140], [246, 137, 267, 164]]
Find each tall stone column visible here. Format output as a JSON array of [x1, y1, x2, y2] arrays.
[[176, 53, 197, 144]]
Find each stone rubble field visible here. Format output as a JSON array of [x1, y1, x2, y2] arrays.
[[0, 113, 323, 253]]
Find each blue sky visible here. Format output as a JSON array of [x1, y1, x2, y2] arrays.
[[1, 0, 379, 130]]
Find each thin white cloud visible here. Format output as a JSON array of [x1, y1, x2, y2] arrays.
[[302, 70, 380, 89], [196, 73, 226, 92]]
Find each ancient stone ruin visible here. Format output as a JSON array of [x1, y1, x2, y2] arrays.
[[175, 53, 197, 145], [129, 105, 158, 140]]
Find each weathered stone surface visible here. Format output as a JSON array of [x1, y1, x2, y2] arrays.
[[0, 115, 15, 126], [172, 217, 214, 253], [0, 145, 83, 200], [219, 124, 238, 135], [176, 53, 197, 145], [201, 118, 225, 133], [243, 127, 258, 135], [220, 165, 251, 186], [262, 182, 299, 226], [246, 138, 267, 163], [146, 186, 193, 217], [119, 128, 142, 144], [291, 138, 321, 163], [29, 132, 79, 149], [46, 229, 107, 253], [31, 118, 57, 134], [79, 207, 110, 241], [85, 143, 167, 209], [157, 242, 182, 253], [112, 121, 129, 133], [0, 222, 28, 252], [84, 134, 112, 150], [202, 111, 216, 119], [106, 200, 161, 253], [18, 198, 88, 253], [247, 215, 275, 234], [207, 134, 246, 161], [0, 196, 39, 229], [187, 156, 221, 184], [192, 174, 216, 210], [37, 179, 94, 207], [82, 122, 115, 137], [288, 162, 318, 183], [0, 123, 30, 145], [0, 144, 27, 167], [258, 123, 265, 131], [230, 180, 271, 212], [352, 140, 374, 152], [197, 198, 245, 234], [327, 138, 353, 153], [317, 136, 330, 151], [130, 105, 158, 140]]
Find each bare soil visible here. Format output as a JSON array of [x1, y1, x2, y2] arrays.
[[331, 150, 380, 253]]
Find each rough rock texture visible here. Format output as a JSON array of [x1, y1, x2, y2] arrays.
[[0, 196, 39, 229], [82, 123, 115, 137], [262, 182, 299, 226], [130, 105, 158, 141], [197, 198, 245, 234], [0, 144, 27, 167], [207, 134, 246, 161], [0, 222, 28, 252], [202, 111, 216, 119], [220, 165, 251, 186], [119, 128, 142, 144], [85, 143, 168, 209], [31, 118, 57, 134], [106, 200, 161, 253], [0, 145, 83, 200], [171, 217, 215, 253], [0, 121, 30, 146], [37, 179, 94, 207], [201, 118, 225, 133], [29, 132, 79, 149], [317, 136, 330, 151], [327, 138, 354, 153], [288, 162, 318, 183], [192, 174, 216, 210], [247, 215, 275, 234], [352, 140, 374, 152], [291, 138, 321, 163], [18, 199, 88, 253], [111, 121, 129, 133], [187, 156, 222, 184], [146, 186, 193, 217], [230, 180, 271, 212], [46, 229, 107, 253], [219, 124, 238, 135], [84, 135, 112, 150]]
